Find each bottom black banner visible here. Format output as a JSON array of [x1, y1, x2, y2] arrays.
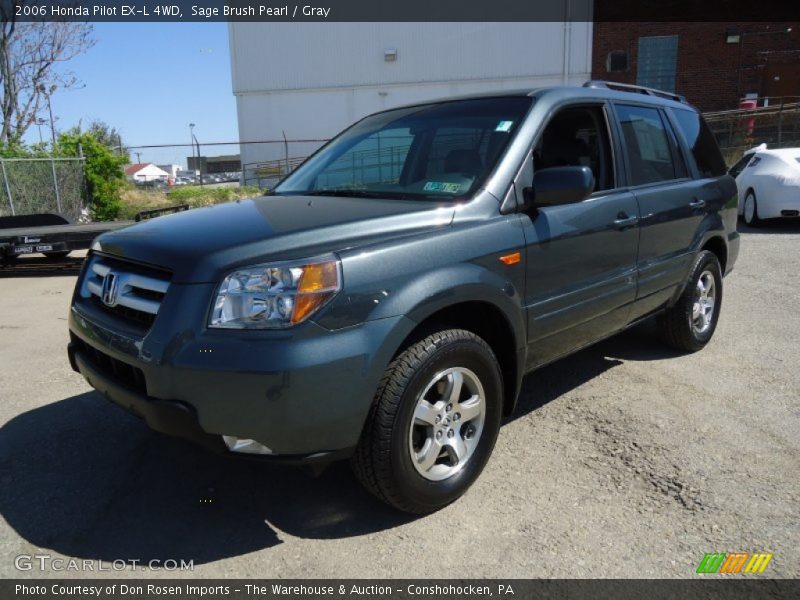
[[3, 579, 799, 600]]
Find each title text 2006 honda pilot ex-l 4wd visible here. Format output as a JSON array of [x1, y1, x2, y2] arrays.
[[69, 82, 739, 513]]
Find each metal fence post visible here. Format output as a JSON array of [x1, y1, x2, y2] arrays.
[[78, 143, 90, 211], [50, 156, 62, 213], [1, 159, 16, 216], [282, 130, 289, 176]]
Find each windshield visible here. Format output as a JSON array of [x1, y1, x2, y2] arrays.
[[274, 97, 532, 200]]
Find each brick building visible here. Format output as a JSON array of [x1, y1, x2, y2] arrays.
[[592, 22, 800, 112]]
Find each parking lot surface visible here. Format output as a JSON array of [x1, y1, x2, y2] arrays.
[[1, 224, 798, 578]]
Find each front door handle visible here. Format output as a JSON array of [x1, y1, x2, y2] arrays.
[[689, 198, 707, 209], [613, 214, 638, 230]]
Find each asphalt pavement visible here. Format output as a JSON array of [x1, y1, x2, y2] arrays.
[[1, 224, 798, 578]]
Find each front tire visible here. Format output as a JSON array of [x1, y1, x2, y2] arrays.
[[352, 329, 503, 513], [659, 250, 723, 352], [743, 190, 761, 227]]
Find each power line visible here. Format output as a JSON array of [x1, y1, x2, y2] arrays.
[[123, 139, 329, 150]]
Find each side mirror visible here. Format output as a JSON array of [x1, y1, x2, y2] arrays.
[[523, 166, 595, 209]]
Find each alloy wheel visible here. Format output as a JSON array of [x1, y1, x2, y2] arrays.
[[408, 367, 486, 481], [691, 270, 716, 335]]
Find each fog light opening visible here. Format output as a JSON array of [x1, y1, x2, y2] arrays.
[[222, 435, 273, 455]]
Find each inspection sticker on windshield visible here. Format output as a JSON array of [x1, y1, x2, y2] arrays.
[[495, 120, 514, 132], [424, 181, 462, 194]]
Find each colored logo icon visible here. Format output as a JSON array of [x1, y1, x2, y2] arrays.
[[696, 552, 773, 574]]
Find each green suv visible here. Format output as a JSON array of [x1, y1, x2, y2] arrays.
[[69, 82, 739, 513]]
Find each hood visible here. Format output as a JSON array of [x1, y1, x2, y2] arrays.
[[94, 195, 455, 282]]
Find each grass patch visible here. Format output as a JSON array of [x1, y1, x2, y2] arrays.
[[118, 184, 263, 220]]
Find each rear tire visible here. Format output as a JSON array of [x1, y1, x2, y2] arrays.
[[352, 329, 503, 513], [659, 250, 722, 353], [743, 190, 761, 227]]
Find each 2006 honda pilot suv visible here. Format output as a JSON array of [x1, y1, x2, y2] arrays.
[[69, 83, 739, 513]]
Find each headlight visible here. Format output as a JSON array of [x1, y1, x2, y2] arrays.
[[209, 255, 341, 329]]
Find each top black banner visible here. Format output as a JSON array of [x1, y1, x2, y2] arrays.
[[1, 0, 799, 22]]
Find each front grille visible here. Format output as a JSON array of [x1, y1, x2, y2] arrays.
[[79, 254, 171, 331], [72, 334, 147, 395], [88, 297, 157, 327]]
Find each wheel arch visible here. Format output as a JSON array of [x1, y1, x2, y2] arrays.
[[701, 235, 728, 274], [392, 300, 524, 418]]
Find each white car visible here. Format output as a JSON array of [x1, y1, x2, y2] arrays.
[[729, 144, 800, 226]]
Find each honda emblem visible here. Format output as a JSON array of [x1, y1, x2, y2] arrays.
[[101, 272, 119, 307]]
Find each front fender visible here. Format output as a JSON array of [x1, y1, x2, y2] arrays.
[[319, 260, 526, 342], [389, 263, 525, 342]]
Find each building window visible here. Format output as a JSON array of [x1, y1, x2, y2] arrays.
[[606, 50, 629, 73], [636, 35, 678, 93]]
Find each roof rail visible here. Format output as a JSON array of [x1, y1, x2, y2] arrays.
[[583, 80, 687, 104]]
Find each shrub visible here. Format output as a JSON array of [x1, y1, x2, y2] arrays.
[[117, 184, 264, 220], [56, 131, 127, 221], [167, 185, 262, 205]]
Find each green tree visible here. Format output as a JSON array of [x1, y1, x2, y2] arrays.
[[56, 130, 127, 221], [85, 120, 125, 152], [0, 140, 30, 158]]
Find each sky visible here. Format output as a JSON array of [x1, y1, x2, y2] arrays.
[[26, 23, 239, 167]]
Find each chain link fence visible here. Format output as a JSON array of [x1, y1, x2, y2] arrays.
[[705, 98, 800, 165], [0, 157, 87, 221], [5, 109, 794, 222], [123, 139, 328, 190]]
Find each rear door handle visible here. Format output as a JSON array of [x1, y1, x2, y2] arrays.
[[613, 214, 638, 230], [689, 198, 707, 209]]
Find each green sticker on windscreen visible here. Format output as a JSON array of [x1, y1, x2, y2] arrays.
[[495, 120, 513, 132], [424, 181, 462, 194]]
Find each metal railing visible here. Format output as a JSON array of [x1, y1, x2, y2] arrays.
[[242, 156, 308, 189], [705, 98, 800, 164], [242, 145, 416, 189]]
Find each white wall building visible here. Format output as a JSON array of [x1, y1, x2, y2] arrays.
[[124, 163, 170, 182], [157, 164, 182, 179], [228, 14, 594, 168]]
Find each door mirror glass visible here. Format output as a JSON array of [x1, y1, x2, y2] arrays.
[[524, 166, 595, 208]]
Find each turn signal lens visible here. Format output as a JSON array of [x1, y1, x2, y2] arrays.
[[297, 260, 340, 293], [499, 251, 521, 265], [292, 294, 332, 325], [293, 261, 341, 324]]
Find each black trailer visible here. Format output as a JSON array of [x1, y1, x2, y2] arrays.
[[0, 205, 188, 263]]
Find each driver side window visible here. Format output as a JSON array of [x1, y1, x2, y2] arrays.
[[534, 106, 616, 194]]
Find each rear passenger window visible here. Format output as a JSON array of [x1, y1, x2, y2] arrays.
[[614, 104, 679, 186], [672, 108, 727, 177]]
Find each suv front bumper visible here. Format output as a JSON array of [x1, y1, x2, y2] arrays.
[[68, 295, 415, 460]]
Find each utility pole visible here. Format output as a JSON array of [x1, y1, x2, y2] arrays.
[[192, 127, 203, 186], [189, 123, 198, 184], [38, 84, 62, 213], [42, 86, 57, 149]]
